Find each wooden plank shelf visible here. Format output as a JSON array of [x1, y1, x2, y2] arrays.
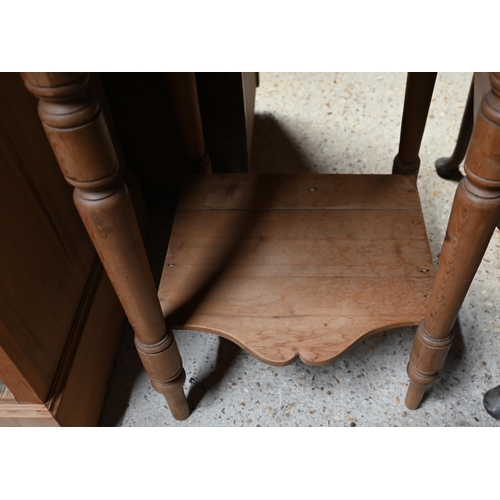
[[159, 173, 435, 366]]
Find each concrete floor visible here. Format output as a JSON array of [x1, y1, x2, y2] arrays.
[[99, 72, 500, 427]]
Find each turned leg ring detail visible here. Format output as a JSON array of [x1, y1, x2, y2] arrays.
[[407, 321, 455, 387], [134, 328, 186, 395]]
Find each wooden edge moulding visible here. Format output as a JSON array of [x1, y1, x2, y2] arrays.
[[16, 72, 500, 423]]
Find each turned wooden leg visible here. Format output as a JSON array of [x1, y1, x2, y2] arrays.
[[405, 73, 500, 410], [435, 77, 474, 178], [393, 72, 437, 180], [21, 73, 190, 420], [167, 72, 212, 173]]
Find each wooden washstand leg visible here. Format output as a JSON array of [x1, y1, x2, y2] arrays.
[[392, 73, 437, 181], [405, 73, 500, 410], [167, 72, 212, 173], [21, 73, 190, 420], [435, 77, 474, 179], [392, 72, 435, 406]]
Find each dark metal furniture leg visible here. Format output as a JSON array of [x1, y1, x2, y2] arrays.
[[484, 385, 500, 420]]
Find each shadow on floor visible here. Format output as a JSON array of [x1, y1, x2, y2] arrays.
[[186, 337, 243, 412], [98, 323, 145, 426], [250, 113, 316, 174]]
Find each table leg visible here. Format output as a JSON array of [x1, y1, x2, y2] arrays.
[[167, 72, 212, 173], [392, 73, 437, 181], [405, 73, 500, 410], [21, 73, 190, 420]]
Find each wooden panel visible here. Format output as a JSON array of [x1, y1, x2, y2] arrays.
[[0, 73, 96, 402], [0, 376, 40, 431], [166, 210, 432, 277], [0, 378, 58, 426], [0, 403, 58, 427], [178, 173, 421, 210], [159, 174, 434, 366], [47, 265, 125, 427]]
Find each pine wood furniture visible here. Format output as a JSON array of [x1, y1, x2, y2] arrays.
[[0, 73, 140, 426], [16, 72, 500, 422], [433, 72, 500, 420], [405, 72, 500, 409], [0, 72, 256, 426]]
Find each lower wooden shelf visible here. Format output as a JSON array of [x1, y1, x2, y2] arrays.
[[159, 173, 435, 366]]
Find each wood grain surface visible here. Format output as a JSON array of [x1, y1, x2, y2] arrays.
[[21, 72, 189, 420], [178, 173, 421, 210], [405, 72, 500, 409], [0, 403, 59, 427], [0, 74, 95, 402], [159, 173, 435, 366]]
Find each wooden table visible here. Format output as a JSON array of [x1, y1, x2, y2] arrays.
[[18, 72, 500, 422]]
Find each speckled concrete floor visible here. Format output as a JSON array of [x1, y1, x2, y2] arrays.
[[99, 72, 500, 427]]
